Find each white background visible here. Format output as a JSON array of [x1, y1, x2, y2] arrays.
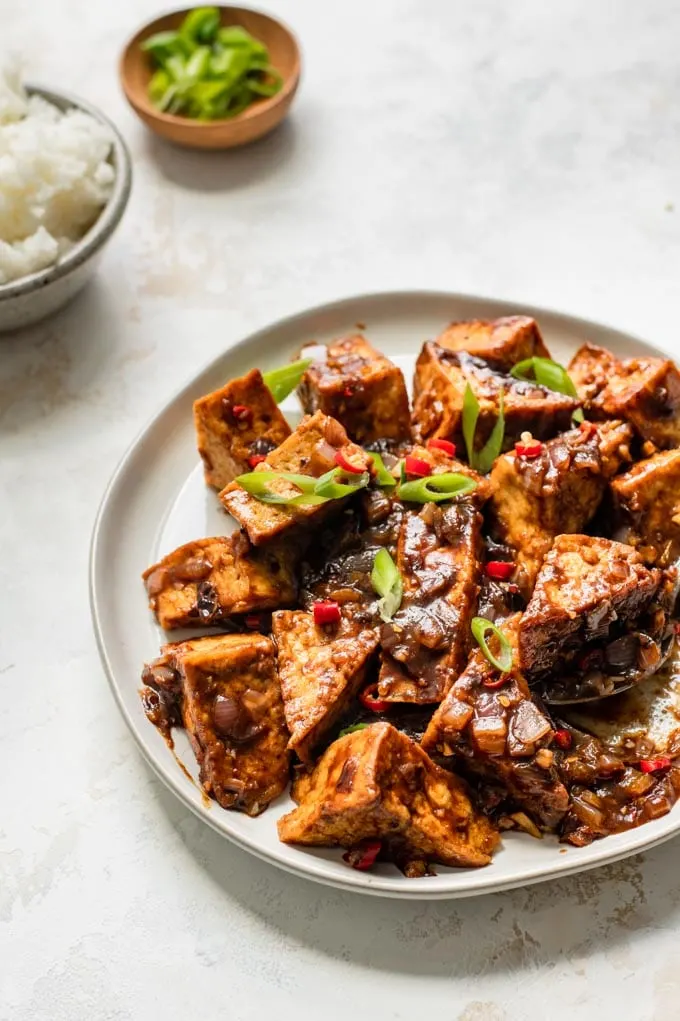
[[2, 1, 680, 1018]]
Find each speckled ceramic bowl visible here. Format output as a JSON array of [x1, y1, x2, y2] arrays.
[[0, 85, 132, 334]]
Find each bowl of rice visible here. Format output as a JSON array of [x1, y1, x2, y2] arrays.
[[0, 64, 132, 333]]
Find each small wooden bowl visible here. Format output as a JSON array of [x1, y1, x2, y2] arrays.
[[120, 6, 300, 149]]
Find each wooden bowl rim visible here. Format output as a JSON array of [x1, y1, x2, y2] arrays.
[[119, 4, 300, 130]]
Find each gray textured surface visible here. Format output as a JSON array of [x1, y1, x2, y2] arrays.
[[2, 1, 679, 1018]]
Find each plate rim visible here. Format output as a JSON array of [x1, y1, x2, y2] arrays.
[[90, 288, 679, 899]]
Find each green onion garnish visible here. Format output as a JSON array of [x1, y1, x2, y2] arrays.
[[371, 548, 403, 622], [398, 472, 477, 504], [314, 468, 371, 500], [471, 616, 513, 673], [462, 384, 505, 473], [262, 358, 313, 403], [511, 357, 584, 423], [367, 451, 397, 488], [235, 471, 325, 505], [235, 467, 368, 506], [141, 7, 284, 121], [180, 5, 221, 43], [338, 722, 369, 737]]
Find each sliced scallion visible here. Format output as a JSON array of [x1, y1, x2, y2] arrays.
[[462, 384, 505, 473], [471, 616, 513, 673], [262, 358, 313, 403], [476, 388, 505, 472], [338, 722, 369, 737], [142, 8, 283, 120], [511, 357, 584, 422], [235, 466, 368, 506], [314, 468, 370, 500], [180, 6, 221, 44], [368, 451, 397, 488], [371, 548, 403, 622], [235, 470, 322, 506], [398, 472, 477, 504]]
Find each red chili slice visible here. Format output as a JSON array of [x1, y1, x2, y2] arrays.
[[359, 683, 390, 712], [486, 561, 514, 581], [515, 440, 543, 458], [342, 839, 382, 870], [343, 386, 354, 399], [247, 454, 267, 468], [578, 649, 603, 672], [232, 404, 253, 423], [245, 613, 264, 629], [334, 449, 366, 474], [482, 674, 508, 690], [427, 438, 457, 457], [313, 600, 341, 626], [640, 756, 672, 774], [553, 729, 573, 750], [404, 455, 432, 477], [579, 420, 597, 439]]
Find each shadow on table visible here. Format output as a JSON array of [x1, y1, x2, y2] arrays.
[[154, 781, 680, 978], [145, 118, 299, 192], [0, 279, 121, 433]]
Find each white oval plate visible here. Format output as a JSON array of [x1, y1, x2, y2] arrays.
[[90, 290, 680, 899]]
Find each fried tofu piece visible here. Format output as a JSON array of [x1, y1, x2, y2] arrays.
[[591, 358, 680, 449], [278, 722, 499, 868], [143, 535, 296, 630], [435, 316, 551, 369], [193, 368, 291, 490], [568, 343, 619, 405], [378, 501, 483, 703], [144, 634, 290, 815], [595, 419, 634, 478], [220, 411, 367, 545], [488, 425, 614, 594], [422, 614, 569, 829], [412, 345, 580, 452], [297, 335, 411, 445], [611, 449, 680, 564], [519, 535, 660, 679], [272, 612, 379, 762]]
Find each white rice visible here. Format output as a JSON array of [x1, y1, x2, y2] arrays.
[[0, 61, 115, 285]]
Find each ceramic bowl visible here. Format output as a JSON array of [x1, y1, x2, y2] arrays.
[[120, 6, 301, 149], [0, 85, 132, 334]]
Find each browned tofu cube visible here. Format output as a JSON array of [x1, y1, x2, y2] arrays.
[[278, 722, 499, 869], [488, 425, 613, 594], [591, 357, 680, 449], [193, 368, 291, 490], [435, 315, 551, 369], [519, 535, 661, 680], [422, 614, 569, 829], [297, 335, 411, 445], [272, 612, 378, 762], [143, 535, 297, 630], [412, 344, 580, 453], [568, 343, 620, 404], [377, 500, 483, 703], [143, 634, 290, 815], [611, 449, 680, 564], [595, 419, 634, 478], [220, 411, 367, 546]]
